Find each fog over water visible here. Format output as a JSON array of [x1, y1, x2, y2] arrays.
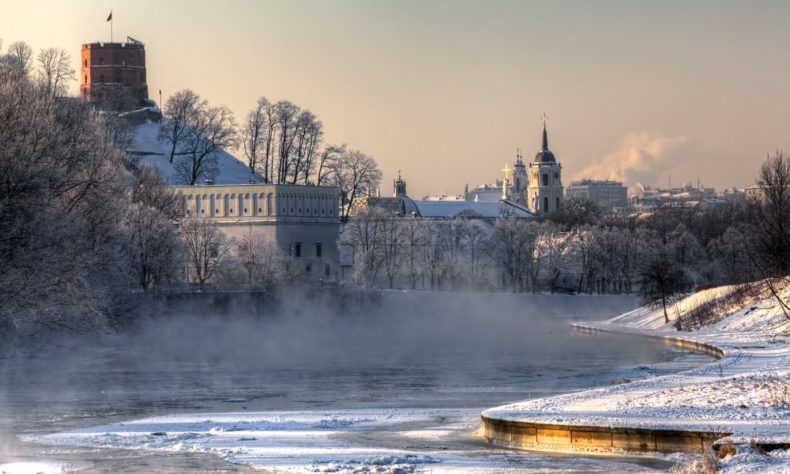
[[0, 291, 712, 471]]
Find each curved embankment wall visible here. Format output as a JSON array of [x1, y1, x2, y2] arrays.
[[480, 323, 728, 455]]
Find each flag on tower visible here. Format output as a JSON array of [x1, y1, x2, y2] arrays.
[[106, 11, 112, 22]]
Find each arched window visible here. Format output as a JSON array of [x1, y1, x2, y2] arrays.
[[542, 174, 549, 186], [556, 197, 560, 210], [543, 197, 549, 213], [83, 59, 87, 67]]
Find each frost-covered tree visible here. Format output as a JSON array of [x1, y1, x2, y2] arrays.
[[0, 69, 132, 330], [180, 216, 231, 289], [234, 232, 285, 288], [125, 168, 182, 289], [492, 217, 534, 292], [341, 207, 386, 288], [325, 149, 382, 222]]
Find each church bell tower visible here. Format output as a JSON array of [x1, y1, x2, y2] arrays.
[[527, 114, 563, 215]]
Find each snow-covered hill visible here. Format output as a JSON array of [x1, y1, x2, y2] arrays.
[[126, 120, 261, 185]]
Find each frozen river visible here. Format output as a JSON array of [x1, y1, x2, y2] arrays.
[[0, 291, 713, 472]]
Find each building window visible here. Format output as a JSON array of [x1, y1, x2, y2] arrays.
[[306, 264, 312, 273], [543, 197, 549, 213], [554, 172, 559, 180], [100, 74, 105, 83], [556, 197, 560, 210], [325, 264, 331, 277], [83, 59, 87, 67], [542, 174, 548, 186], [316, 243, 322, 258], [294, 242, 302, 258], [99, 57, 104, 65]]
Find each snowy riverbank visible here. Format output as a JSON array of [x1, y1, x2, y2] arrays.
[[483, 282, 790, 473]]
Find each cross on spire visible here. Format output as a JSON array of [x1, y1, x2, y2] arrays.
[[542, 113, 548, 128], [503, 163, 512, 181]]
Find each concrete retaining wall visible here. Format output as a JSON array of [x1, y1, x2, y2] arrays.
[[481, 417, 728, 454], [570, 323, 725, 359], [480, 322, 729, 455]]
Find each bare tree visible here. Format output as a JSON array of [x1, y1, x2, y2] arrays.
[[750, 151, 790, 276], [316, 144, 346, 186], [325, 149, 382, 221], [36, 47, 75, 97], [241, 96, 271, 177], [536, 221, 571, 293], [638, 254, 690, 325], [160, 89, 201, 163], [400, 217, 426, 289], [379, 213, 402, 289], [273, 100, 300, 183], [458, 218, 490, 288], [180, 216, 231, 290], [6, 41, 33, 77], [176, 103, 238, 185]]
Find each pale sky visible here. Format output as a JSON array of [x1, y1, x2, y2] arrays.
[[2, 0, 788, 196]]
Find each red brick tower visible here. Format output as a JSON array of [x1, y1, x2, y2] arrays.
[[80, 37, 148, 103]]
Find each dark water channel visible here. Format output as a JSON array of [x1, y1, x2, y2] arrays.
[[0, 291, 713, 472]]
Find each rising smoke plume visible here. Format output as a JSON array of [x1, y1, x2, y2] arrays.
[[573, 132, 687, 189]]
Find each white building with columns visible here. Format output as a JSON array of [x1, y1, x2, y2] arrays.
[[172, 183, 342, 279]]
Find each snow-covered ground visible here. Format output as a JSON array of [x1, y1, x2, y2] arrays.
[[484, 282, 790, 473], [127, 120, 261, 185]]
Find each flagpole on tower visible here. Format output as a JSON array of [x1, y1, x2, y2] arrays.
[[107, 10, 113, 43]]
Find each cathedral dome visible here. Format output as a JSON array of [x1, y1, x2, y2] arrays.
[[534, 149, 556, 163]]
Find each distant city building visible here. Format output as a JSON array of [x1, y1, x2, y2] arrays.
[[465, 182, 503, 202], [566, 179, 628, 211], [744, 185, 765, 202], [527, 117, 563, 214], [629, 182, 725, 210], [80, 37, 148, 103]]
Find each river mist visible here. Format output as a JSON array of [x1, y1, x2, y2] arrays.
[[0, 290, 707, 471]]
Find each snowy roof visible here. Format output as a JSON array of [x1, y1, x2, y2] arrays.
[[413, 200, 533, 218], [126, 120, 263, 185]]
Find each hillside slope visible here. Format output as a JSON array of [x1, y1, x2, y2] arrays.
[[126, 120, 261, 185]]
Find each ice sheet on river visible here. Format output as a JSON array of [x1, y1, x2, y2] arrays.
[[25, 408, 664, 472]]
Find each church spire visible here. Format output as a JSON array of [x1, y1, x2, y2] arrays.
[[541, 113, 549, 151]]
